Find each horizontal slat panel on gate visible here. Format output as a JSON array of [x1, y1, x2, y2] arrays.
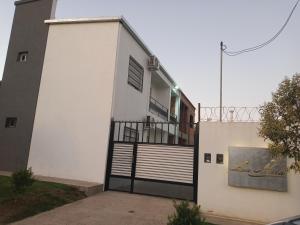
[[135, 144, 194, 184], [111, 144, 133, 177]]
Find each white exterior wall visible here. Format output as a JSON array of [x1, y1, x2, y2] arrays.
[[198, 122, 300, 223], [112, 25, 152, 121], [112, 25, 174, 123], [151, 70, 173, 110], [150, 84, 171, 109], [28, 22, 119, 183]]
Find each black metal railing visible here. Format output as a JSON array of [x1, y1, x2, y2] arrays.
[[149, 96, 169, 120], [112, 120, 197, 146]]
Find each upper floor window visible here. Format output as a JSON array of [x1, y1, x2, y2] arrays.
[[17, 51, 28, 63], [5, 117, 18, 128], [128, 56, 144, 92]]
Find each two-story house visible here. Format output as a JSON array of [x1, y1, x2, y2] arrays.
[[0, 0, 195, 183]]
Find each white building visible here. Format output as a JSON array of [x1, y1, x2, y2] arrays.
[[28, 17, 192, 183], [0, 0, 195, 184]]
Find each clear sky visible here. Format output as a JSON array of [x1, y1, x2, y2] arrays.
[[0, 0, 299, 107]]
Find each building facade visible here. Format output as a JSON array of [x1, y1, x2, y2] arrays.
[[0, 0, 57, 171], [0, 0, 195, 183], [178, 92, 195, 145]]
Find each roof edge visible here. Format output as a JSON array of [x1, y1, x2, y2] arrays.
[[45, 17, 199, 103], [15, 0, 40, 6], [45, 17, 122, 24], [180, 91, 196, 109], [45, 17, 176, 86]]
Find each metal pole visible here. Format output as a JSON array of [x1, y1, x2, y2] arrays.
[[220, 41, 223, 122], [198, 103, 201, 123]]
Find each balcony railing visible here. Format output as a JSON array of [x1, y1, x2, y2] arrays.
[[149, 96, 169, 120], [200, 107, 260, 122], [112, 120, 197, 146], [170, 112, 177, 123]]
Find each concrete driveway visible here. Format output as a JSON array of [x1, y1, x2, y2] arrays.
[[11, 191, 263, 225], [11, 191, 174, 225]]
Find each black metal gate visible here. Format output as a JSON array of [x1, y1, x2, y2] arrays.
[[104, 120, 199, 202]]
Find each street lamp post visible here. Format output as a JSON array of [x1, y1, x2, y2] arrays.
[[220, 41, 224, 122]]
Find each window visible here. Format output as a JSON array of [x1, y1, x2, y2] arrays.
[[216, 154, 224, 164], [128, 56, 144, 92], [5, 117, 18, 128], [17, 52, 28, 62], [124, 127, 139, 142], [204, 153, 211, 163]]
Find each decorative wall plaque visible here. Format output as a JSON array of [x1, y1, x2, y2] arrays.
[[228, 147, 287, 192]]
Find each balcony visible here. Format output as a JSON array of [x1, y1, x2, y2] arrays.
[[149, 96, 169, 120], [170, 112, 177, 123]]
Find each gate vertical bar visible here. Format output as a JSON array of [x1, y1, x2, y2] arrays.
[[161, 122, 163, 144], [117, 122, 121, 141], [174, 123, 177, 144], [130, 143, 138, 193], [142, 122, 144, 143], [123, 122, 127, 141], [154, 123, 157, 143], [193, 122, 199, 203], [193, 103, 201, 203], [167, 123, 170, 144], [104, 119, 115, 191], [187, 125, 190, 145]]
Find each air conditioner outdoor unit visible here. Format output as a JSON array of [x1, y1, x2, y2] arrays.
[[148, 55, 160, 71]]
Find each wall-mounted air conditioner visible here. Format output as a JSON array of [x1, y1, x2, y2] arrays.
[[148, 55, 160, 71]]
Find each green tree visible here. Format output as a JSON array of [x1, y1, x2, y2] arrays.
[[259, 74, 300, 173]]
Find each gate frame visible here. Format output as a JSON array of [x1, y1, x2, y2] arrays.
[[104, 120, 199, 203], [104, 120, 115, 191]]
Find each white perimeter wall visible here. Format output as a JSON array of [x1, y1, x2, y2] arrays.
[[28, 22, 119, 183], [112, 25, 152, 121], [198, 122, 300, 223]]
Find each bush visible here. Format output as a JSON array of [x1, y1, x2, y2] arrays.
[[11, 168, 35, 193], [168, 201, 207, 225]]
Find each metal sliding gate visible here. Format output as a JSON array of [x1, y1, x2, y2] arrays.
[[105, 120, 199, 202]]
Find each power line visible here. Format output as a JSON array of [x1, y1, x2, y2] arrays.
[[224, 0, 300, 56]]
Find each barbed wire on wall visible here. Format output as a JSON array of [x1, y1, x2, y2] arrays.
[[200, 107, 261, 122]]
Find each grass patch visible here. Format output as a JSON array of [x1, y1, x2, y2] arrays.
[[0, 175, 86, 224]]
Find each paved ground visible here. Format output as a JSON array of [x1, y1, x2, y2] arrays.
[[11, 191, 264, 225]]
